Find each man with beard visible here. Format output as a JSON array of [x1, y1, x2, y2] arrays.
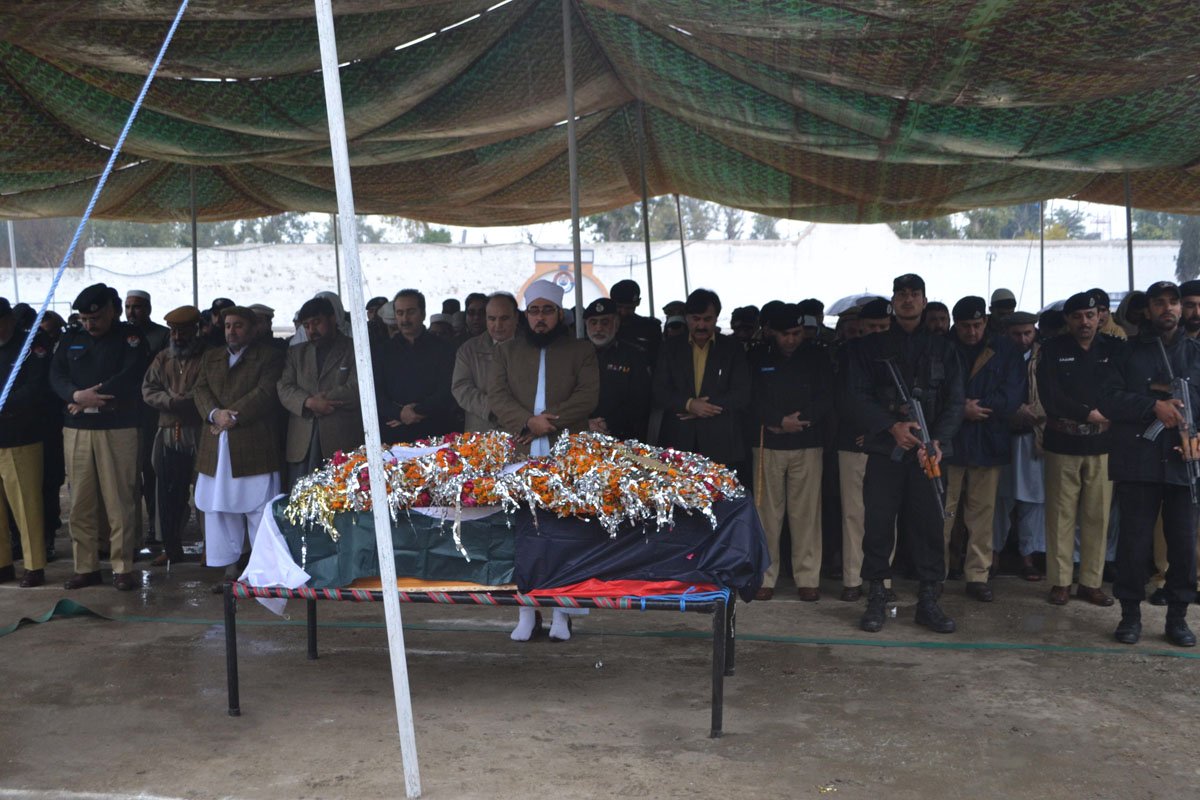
[[923, 301, 951, 336], [489, 279, 598, 643], [1090, 288, 1127, 341], [1098, 281, 1200, 646], [653, 289, 751, 470], [126, 290, 168, 550], [941, 296, 1024, 602], [375, 289, 457, 442], [993, 311, 1047, 581], [453, 293, 518, 432], [278, 297, 362, 490], [749, 303, 833, 601], [193, 307, 285, 591], [1037, 292, 1118, 607], [584, 297, 652, 441], [489, 280, 599, 457], [51, 283, 150, 590], [141, 306, 208, 566], [1180, 280, 1200, 339], [847, 274, 964, 633]]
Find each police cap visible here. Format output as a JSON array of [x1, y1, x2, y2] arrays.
[[73, 283, 113, 314], [764, 303, 802, 331], [951, 296, 987, 321], [1063, 292, 1097, 314], [1005, 311, 1039, 327], [610, 279, 641, 305], [893, 273, 926, 293], [1145, 281, 1180, 301], [859, 298, 892, 320], [583, 298, 618, 320]]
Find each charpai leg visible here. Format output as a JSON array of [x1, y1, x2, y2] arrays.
[[710, 597, 727, 738], [307, 598, 318, 660], [223, 583, 240, 717], [724, 593, 736, 677]]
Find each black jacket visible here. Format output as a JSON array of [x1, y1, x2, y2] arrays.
[[749, 340, 833, 451], [593, 339, 653, 441], [653, 334, 751, 466], [50, 322, 150, 430], [373, 328, 458, 442], [1098, 331, 1200, 485], [1036, 333, 1120, 456], [945, 333, 1024, 467], [0, 329, 52, 448], [846, 322, 965, 459]]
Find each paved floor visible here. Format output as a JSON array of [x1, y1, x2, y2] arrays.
[[2, 530, 1199, 800]]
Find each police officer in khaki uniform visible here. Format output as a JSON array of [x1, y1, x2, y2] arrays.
[[50, 283, 150, 591]]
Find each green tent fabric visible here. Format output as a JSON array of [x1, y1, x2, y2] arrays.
[[1, 0, 1200, 224]]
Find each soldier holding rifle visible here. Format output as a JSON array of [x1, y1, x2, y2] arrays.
[[846, 274, 965, 634], [1098, 280, 1200, 647]]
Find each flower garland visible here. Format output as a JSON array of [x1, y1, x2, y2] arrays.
[[284, 431, 744, 556]]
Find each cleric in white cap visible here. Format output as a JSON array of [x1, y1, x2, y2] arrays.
[[487, 279, 599, 642]]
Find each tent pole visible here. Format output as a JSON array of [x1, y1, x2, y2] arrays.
[[562, 0, 584, 336], [313, 3, 422, 797], [190, 166, 198, 308], [1124, 174, 1135, 291], [674, 193, 690, 296], [6, 220, 18, 303], [333, 212, 341, 296], [1039, 201, 1044, 309], [635, 102, 655, 319]]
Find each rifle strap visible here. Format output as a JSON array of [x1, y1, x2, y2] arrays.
[[970, 346, 995, 380]]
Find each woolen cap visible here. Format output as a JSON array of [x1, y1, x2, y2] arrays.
[[952, 296, 987, 321], [1004, 311, 1039, 326], [610, 279, 641, 304], [990, 288, 1016, 306], [163, 305, 201, 326], [1063, 292, 1097, 314], [1179, 280, 1200, 298], [763, 303, 802, 331]]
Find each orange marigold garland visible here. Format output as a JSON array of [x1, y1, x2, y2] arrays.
[[285, 431, 744, 556]]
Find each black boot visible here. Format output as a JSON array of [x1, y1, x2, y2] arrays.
[[1114, 600, 1141, 645], [914, 582, 956, 633], [1166, 604, 1196, 647], [859, 580, 887, 633]]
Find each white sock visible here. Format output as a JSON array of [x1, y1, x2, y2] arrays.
[[549, 609, 572, 641], [510, 607, 538, 642]]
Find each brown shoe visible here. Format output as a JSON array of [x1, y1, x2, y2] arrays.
[[1048, 585, 1070, 605], [754, 586, 774, 601], [796, 587, 821, 602], [1075, 585, 1115, 607], [151, 553, 171, 567], [64, 571, 103, 590], [840, 586, 862, 602], [19, 569, 45, 588], [113, 572, 137, 591]]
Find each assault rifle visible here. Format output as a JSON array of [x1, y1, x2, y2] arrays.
[[1142, 336, 1200, 505], [882, 359, 949, 518]]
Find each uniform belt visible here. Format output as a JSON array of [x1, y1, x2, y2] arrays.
[[1046, 417, 1104, 436]]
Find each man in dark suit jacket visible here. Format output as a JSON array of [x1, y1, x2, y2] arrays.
[[652, 289, 750, 469]]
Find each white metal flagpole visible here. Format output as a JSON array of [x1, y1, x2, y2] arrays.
[[313, 2, 421, 797]]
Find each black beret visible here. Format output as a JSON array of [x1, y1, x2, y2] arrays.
[[1146, 280, 1180, 300], [210, 297, 235, 313], [610, 279, 640, 304], [797, 298, 823, 316], [860, 298, 892, 320], [764, 303, 803, 331], [893, 273, 925, 293], [952, 296, 986, 321], [72, 283, 112, 314], [0, 298, 9, 319], [1180, 280, 1200, 299], [583, 297, 618, 319], [1088, 287, 1111, 308], [1062, 292, 1097, 314]]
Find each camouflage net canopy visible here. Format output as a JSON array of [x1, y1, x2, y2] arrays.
[[3, 0, 1200, 225]]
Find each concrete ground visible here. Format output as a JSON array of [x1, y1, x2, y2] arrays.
[[2, 526, 1199, 800]]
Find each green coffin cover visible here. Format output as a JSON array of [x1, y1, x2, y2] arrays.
[[272, 500, 516, 589]]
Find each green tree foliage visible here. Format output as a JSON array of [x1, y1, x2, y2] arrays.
[[584, 196, 724, 242], [962, 202, 1042, 239], [1132, 210, 1189, 240], [1176, 216, 1200, 282], [720, 206, 744, 240], [749, 213, 779, 240], [317, 215, 387, 244], [889, 217, 960, 239]]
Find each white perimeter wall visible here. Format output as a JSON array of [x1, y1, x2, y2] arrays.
[[4, 223, 1181, 328]]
